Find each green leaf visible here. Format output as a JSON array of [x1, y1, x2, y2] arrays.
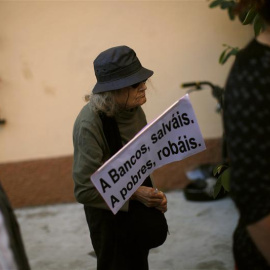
[[242, 8, 257, 25], [213, 178, 222, 198], [220, 0, 235, 10], [253, 14, 264, 36], [213, 166, 220, 177], [209, 0, 223, 8], [220, 168, 231, 191], [219, 47, 239, 64], [214, 167, 231, 198], [239, 10, 249, 23], [228, 7, 235, 20], [219, 48, 229, 64], [213, 163, 230, 176], [220, 2, 228, 9]]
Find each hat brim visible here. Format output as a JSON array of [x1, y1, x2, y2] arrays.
[[92, 67, 154, 94]]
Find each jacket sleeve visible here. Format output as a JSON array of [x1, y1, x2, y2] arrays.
[[72, 118, 129, 211]]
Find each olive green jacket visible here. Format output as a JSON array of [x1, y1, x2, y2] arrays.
[[72, 102, 147, 211]]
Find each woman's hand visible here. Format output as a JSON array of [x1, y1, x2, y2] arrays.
[[131, 186, 167, 213], [155, 192, 167, 214]]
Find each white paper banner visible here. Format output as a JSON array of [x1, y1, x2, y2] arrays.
[[91, 94, 206, 214]]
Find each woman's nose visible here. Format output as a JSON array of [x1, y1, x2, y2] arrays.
[[139, 82, 147, 91]]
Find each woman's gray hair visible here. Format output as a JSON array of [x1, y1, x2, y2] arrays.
[[85, 91, 120, 117]]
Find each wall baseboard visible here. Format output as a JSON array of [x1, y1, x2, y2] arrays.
[[0, 138, 222, 208], [0, 156, 75, 208]]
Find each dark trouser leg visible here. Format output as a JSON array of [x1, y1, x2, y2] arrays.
[[84, 206, 150, 270], [127, 239, 149, 270]]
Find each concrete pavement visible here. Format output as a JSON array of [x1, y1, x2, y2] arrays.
[[15, 190, 238, 270]]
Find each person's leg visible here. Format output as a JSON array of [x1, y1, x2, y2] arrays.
[[126, 200, 168, 270], [126, 239, 149, 270], [84, 204, 165, 270], [84, 206, 129, 270]]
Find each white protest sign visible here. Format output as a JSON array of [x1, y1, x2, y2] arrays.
[[91, 94, 206, 214]]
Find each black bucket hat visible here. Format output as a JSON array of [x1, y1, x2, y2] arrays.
[[92, 45, 154, 94]]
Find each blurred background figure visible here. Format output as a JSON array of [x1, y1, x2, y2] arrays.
[[0, 182, 30, 270], [224, 0, 270, 269]]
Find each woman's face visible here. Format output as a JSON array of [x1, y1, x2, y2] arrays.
[[114, 81, 147, 109]]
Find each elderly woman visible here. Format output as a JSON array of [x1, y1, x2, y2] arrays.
[[72, 46, 168, 270], [224, 0, 270, 269]]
